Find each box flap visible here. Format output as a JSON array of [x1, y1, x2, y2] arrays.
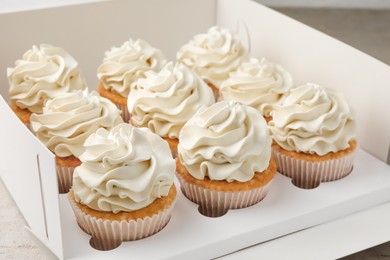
[[217, 0, 390, 163], [0, 96, 63, 259]]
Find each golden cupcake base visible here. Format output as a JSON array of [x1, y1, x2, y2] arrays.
[[176, 157, 276, 217], [163, 137, 179, 158], [272, 140, 357, 189], [69, 185, 177, 251]]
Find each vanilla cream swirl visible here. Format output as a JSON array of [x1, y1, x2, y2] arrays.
[[178, 101, 271, 182], [72, 124, 175, 213], [221, 58, 293, 117], [30, 89, 123, 158], [128, 62, 215, 138], [269, 83, 356, 155], [177, 26, 247, 88], [8, 44, 87, 113], [97, 39, 167, 97]]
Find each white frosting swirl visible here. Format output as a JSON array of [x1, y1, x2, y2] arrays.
[[30, 89, 123, 158], [269, 83, 356, 155], [128, 62, 215, 138], [8, 44, 87, 113], [178, 101, 272, 182], [97, 39, 167, 97], [72, 123, 175, 213], [177, 26, 247, 88], [221, 58, 293, 117]]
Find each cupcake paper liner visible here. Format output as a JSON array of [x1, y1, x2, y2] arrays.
[[272, 148, 356, 189], [176, 173, 272, 217], [56, 165, 75, 194], [68, 194, 176, 251], [116, 103, 131, 123]]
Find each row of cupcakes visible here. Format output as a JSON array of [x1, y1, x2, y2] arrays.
[[7, 25, 356, 249], [94, 26, 356, 190], [7, 26, 356, 193], [98, 26, 292, 122]]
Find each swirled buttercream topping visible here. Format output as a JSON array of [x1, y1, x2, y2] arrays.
[[177, 26, 247, 88], [220, 58, 293, 117], [269, 83, 356, 155], [30, 89, 123, 158], [72, 123, 175, 213], [128, 62, 215, 138], [178, 101, 271, 182], [97, 39, 167, 97], [8, 44, 87, 113]]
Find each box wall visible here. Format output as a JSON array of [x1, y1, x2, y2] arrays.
[[0, 97, 62, 258], [0, 0, 216, 98]]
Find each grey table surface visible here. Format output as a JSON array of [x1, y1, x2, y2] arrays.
[[1, 7, 390, 260]]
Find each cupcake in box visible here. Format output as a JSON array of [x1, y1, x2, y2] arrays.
[[220, 57, 293, 122], [127, 62, 215, 157], [69, 123, 176, 250], [7, 44, 87, 129], [30, 89, 123, 193], [177, 101, 276, 217], [97, 38, 167, 122], [177, 26, 247, 99], [269, 83, 357, 189]]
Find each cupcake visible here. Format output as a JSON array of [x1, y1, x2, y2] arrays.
[[69, 123, 176, 250], [97, 38, 167, 122], [220, 57, 293, 122], [127, 62, 215, 157], [7, 44, 87, 128], [177, 26, 247, 99], [177, 101, 276, 217], [268, 83, 357, 189], [30, 89, 123, 193]]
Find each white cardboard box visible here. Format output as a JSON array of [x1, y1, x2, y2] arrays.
[[0, 0, 390, 259]]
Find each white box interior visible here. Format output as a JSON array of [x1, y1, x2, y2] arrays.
[[0, 0, 389, 259]]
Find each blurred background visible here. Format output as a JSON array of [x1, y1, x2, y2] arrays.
[[257, 0, 390, 65]]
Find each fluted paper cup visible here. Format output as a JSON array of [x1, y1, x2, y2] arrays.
[[68, 191, 176, 251], [272, 148, 356, 189], [176, 173, 272, 217], [56, 165, 75, 194]]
